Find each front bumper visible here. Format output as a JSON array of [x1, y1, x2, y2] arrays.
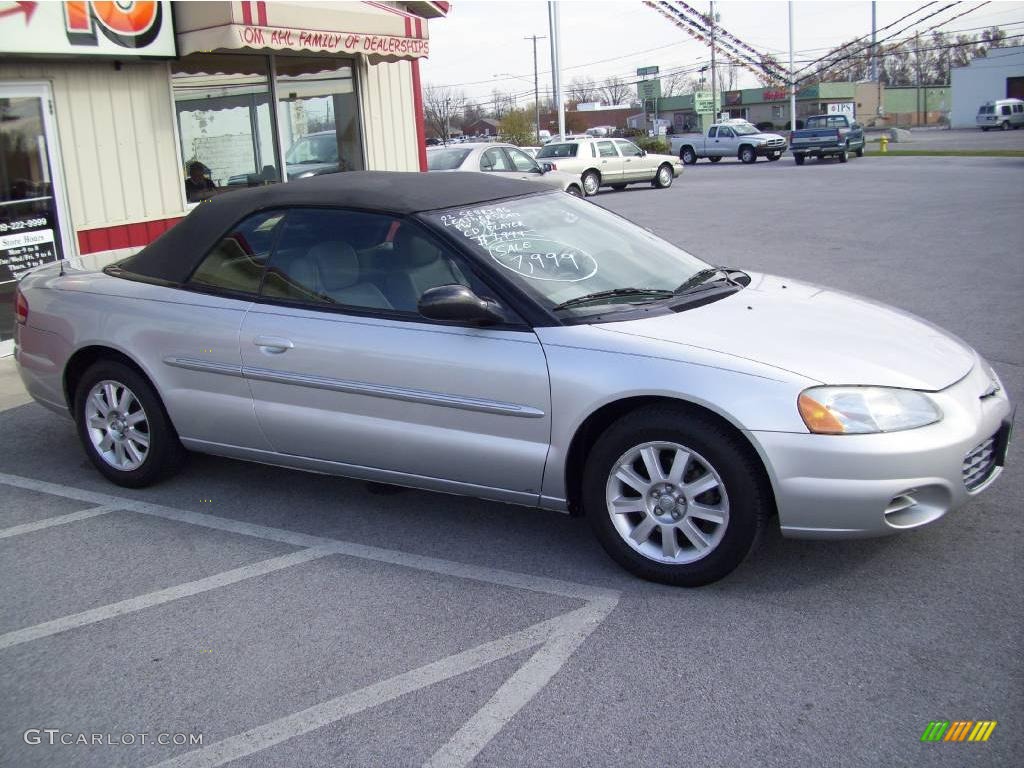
[[756, 143, 788, 156], [750, 361, 1014, 539]]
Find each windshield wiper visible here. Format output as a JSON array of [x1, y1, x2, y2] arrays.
[[551, 287, 674, 311], [674, 267, 740, 294]]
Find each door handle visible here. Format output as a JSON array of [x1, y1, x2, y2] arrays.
[[253, 336, 294, 353]]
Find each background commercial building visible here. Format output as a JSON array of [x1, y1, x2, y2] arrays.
[[950, 45, 1024, 128], [0, 0, 447, 355]]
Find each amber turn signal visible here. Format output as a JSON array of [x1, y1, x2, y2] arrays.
[[798, 392, 846, 434]]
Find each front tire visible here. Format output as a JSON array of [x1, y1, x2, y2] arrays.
[[653, 163, 673, 188], [74, 361, 185, 488], [582, 406, 767, 586], [739, 146, 756, 164], [581, 170, 601, 196], [681, 147, 697, 165]]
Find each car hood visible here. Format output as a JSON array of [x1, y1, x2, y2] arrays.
[[747, 132, 784, 142], [597, 272, 975, 391]]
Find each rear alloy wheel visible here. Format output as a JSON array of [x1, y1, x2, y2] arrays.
[[566, 184, 583, 197], [654, 164, 673, 188], [739, 146, 756, 164], [681, 147, 697, 165], [582, 170, 601, 196], [838, 145, 849, 163], [75, 361, 185, 487], [583, 406, 766, 586]]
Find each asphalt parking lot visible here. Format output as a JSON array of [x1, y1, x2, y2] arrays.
[[2, 155, 1021, 767]]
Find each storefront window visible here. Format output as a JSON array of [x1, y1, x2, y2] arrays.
[[171, 55, 364, 204], [275, 56, 363, 178], [172, 55, 280, 203]]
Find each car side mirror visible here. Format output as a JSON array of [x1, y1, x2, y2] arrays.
[[639, 149, 647, 156], [418, 284, 505, 325], [541, 162, 555, 172]]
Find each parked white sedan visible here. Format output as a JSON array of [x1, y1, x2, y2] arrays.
[[427, 142, 583, 196], [536, 137, 683, 196]]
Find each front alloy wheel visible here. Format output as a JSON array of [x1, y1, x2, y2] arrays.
[[605, 442, 729, 564], [582, 170, 601, 196], [654, 164, 673, 188], [582, 406, 767, 586]]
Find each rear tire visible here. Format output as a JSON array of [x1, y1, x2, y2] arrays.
[[855, 145, 864, 157], [566, 184, 583, 197], [74, 360, 186, 488], [610, 183, 627, 191], [708, 156, 722, 163], [582, 406, 767, 586], [767, 152, 780, 161], [681, 147, 698, 165], [838, 145, 849, 163], [794, 153, 805, 165], [653, 163, 673, 188], [1000, 120, 1010, 131]]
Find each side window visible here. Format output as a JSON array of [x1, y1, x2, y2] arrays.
[[507, 148, 538, 172], [480, 148, 512, 172], [597, 140, 618, 157], [707, 127, 718, 138], [1013, 104, 1023, 113], [717, 128, 734, 139], [188, 210, 284, 294], [260, 210, 488, 318], [1001, 105, 1012, 116], [615, 140, 642, 157]]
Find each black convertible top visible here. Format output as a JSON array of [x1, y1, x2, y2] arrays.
[[114, 171, 544, 284]]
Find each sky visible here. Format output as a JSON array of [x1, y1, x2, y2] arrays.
[[420, 0, 1024, 107]]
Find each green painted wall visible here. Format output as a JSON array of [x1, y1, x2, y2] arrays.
[[884, 86, 951, 113]]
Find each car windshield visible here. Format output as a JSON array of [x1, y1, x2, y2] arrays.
[[285, 134, 339, 165], [425, 194, 713, 318], [537, 143, 578, 158], [427, 148, 472, 170], [732, 123, 760, 135]]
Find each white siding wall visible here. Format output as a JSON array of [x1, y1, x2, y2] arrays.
[[358, 58, 419, 172], [0, 60, 186, 240], [951, 47, 1024, 128]]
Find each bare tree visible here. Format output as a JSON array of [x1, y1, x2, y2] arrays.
[[423, 85, 466, 139], [567, 76, 599, 104], [600, 76, 631, 106], [490, 89, 516, 120]]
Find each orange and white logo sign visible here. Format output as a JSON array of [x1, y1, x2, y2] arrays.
[[0, 1, 175, 57]]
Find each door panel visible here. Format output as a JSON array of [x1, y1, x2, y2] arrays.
[[595, 140, 623, 182], [615, 140, 646, 181], [240, 306, 551, 496]]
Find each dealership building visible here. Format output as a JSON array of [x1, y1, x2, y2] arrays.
[[0, 0, 447, 354]]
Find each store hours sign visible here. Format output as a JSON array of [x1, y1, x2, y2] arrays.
[[0, 218, 58, 283]]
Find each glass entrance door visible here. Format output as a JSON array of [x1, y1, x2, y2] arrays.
[[1, 83, 71, 357]]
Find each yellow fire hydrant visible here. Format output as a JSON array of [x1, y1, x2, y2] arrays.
[[879, 134, 889, 153]]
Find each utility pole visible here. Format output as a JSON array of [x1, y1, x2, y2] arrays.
[[788, 1, 796, 131], [525, 34, 547, 144], [915, 31, 922, 126], [548, 1, 565, 140], [444, 97, 451, 145], [710, 1, 717, 119], [870, 1, 877, 81]]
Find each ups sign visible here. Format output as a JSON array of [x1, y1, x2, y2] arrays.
[[1, 1, 176, 58]]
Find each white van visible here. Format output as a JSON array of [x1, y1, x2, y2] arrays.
[[976, 98, 1024, 131]]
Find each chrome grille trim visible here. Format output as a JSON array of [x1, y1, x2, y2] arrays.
[[963, 436, 997, 491]]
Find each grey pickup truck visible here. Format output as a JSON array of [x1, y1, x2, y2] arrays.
[[790, 114, 865, 165], [671, 120, 788, 165]]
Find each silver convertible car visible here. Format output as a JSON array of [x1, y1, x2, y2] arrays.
[[14, 173, 1013, 585]]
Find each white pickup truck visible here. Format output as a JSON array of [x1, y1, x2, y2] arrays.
[[670, 120, 789, 165]]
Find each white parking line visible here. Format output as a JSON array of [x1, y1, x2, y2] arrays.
[[0, 471, 621, 766], [423, 596, 619, 768], [0, 472, 616, 603], [0, 545, 336, 650], [0, 505, 117, 540], [149, 608, 594, 768]]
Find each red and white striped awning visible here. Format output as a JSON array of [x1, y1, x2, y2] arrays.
[[174, 1, 439, 62]]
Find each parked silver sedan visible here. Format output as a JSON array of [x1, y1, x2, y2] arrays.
[[427, 142, 583, 196], [14, 173, 1013, 586]]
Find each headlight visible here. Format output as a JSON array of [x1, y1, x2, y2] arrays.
[[798, 386, 942, 434]]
